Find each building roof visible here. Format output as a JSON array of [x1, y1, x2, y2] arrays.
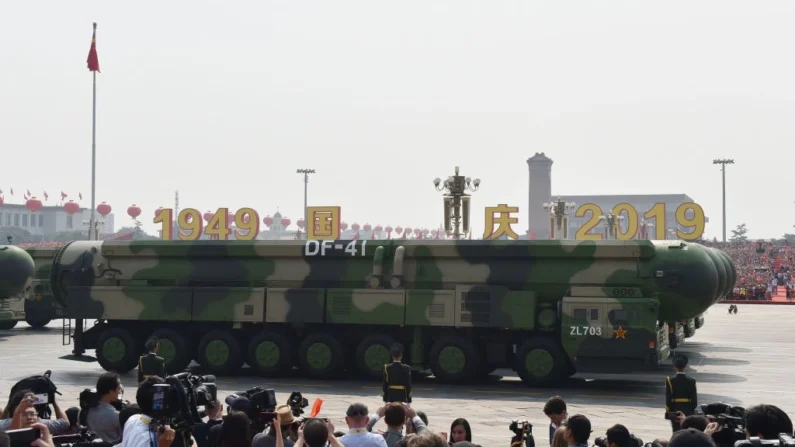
[[526, 152, 553, 164]]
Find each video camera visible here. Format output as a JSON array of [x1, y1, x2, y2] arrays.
[[509, 420, 534, 447], [287, 392, 308, 417], [9, 370, 61, 420], [225, 386, 278, 433], [696, 403, 747, 447], [52, 428, 111, 447], [147, 373, 217, 447], [735, 434, 795, 447]]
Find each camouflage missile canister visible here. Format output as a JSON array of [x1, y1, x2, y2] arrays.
[[43, 238, 734, 386], [0, 245, 35, 300]]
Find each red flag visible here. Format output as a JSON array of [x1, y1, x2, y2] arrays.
[[79, 193, 83, 200], [87, 23, 100, 72], [26, 189, 31, 196], [61, 191, 67, 200], [43, 191, 49, 201], [309, 399, 323, 418], [9, 188, 13, 196]]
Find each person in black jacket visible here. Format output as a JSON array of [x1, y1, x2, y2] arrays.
[[665, 354, 698, 433], [137, 337, 166, 384], [382, 344, 412, 404]]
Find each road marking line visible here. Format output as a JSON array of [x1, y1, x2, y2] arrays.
[[472, 390, 544, 395], [574, 394, 654, 400], [361, 386, 435, 391]]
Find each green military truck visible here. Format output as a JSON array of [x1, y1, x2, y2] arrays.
[[0, 244, 36, 328], [39, 238, 733, 386]]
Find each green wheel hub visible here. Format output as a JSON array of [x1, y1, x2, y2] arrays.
[[102, 337, 126, 364], [438, 346, 466, 374], [306, 342, 332, 370], [363, 344, 390, 372], [158, 339, 177, 366], [204, 340, 231, 367], [525, 348, 554, 378], [255, 341, 280, 368]]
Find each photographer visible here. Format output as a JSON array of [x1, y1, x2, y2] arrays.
[[704, 404, 793, 441], [293, 418, 344, 447], [252, 406, 295, 447], [0, 390, 69, 435], [120, 377, 177, 447], [85, 373, 124, 444], [604, 425, 631, 447], [192, 399, 222, 447], [563, 415, 591, 447]]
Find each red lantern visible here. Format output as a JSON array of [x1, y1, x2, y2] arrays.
[[297, 219, 305, 229], [97, 202, 111, 217], [227, 212, 234, 223], [127, 204, 141, 219], [64, 200, 79, 215], [422, 228, 429, 235], [26, 197, 43, 214], [374, 224, 383, 233], [431, 229, 439, 236], [204, 210, 214, 222], [341, 222, 349, 231], [405, 227, 413, 235], [263, 215, 273, 226], [414, 229, 421, 236], [395, 226, 403, 235], [351, 223, 360, 231], [384, 225, 392, 233], [363, 223, 372, 232], [281, 217, 291, 228]]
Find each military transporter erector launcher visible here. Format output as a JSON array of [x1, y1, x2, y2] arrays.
[[37, 238, 733, 386]]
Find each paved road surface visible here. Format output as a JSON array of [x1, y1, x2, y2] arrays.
[[0, 303, 789, 445]]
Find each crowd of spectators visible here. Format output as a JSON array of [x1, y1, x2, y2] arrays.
[[702, 240, 795, 301], [1, 372, 793, 447]]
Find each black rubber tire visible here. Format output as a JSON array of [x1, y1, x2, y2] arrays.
[[0, 320, 18, 330], [197, 330, 243, 375], [246, 331, 293, 377], [355, 334, 397, 380], [96, 327, 139, 373], [25, 317, 51, 329], [429, 335, 481, 383], [298, 332, 345, 379], [514, 337, 568, 387], [150, 328, 192, 374]]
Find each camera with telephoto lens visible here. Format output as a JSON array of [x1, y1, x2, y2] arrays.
[[51, 428, 110, 447], [509, 420, 534, 447], [696, 403, 747, 447], [148, 373, 217, 447], [735, 434, 795, 447], [287, 392, 308, 417], [225, 386, 278, 433]]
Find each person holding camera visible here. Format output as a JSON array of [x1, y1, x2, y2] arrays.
[[603, 425, 632, 447], [0, 390, 69, 435], [252, 405, 295, 447], [138, 337, 167, 384], [85, 372, 124, 444], [665, 354, 697, 433], [703, 404, 793, 441], [120, 377, 178, 447], [293, 418, 344, 447]]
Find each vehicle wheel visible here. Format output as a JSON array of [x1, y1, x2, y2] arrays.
[[25, 317, 51, 329], [0, 320, 18, 330], [298, 332, 345, 379], [247, 332, 293, 376], [96, 327, 138, 373], [150, 328, 192, 374], [514, 337, 568, 386], [197, 330, 243, 375], [355, 334, 397, 380], [429, 335, 481, 383]]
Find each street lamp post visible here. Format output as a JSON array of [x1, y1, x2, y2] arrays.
[[638, 220, 654, 240], [82, 219, 105, 241], [543, 197, 576, 239], [296, 169, 315, 239], [599, 209, 624, 240], [713, 159, 734, 242], [434, 166, 480, 239]]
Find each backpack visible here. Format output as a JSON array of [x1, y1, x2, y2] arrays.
[[9, 370, 61, 419]]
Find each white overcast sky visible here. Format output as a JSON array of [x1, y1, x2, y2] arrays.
[[2, 1, 793, 239]]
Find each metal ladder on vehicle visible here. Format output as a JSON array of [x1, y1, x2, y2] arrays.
[[62, 318, 71, 346]]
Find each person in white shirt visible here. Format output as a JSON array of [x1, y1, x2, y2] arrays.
[[120, 377, 177, 447], [338, 403, 388, 447]]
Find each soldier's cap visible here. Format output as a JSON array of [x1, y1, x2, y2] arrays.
[[346, 403, 369, 418], [390, 343, 404, 358], [673, 353, 688, 368], [225, 396, 251, 413], [145, 337, 160, 351], [669, 428, 714, 447]]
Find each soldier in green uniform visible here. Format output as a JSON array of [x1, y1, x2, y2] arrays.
[[137, 336, 166, 384], [665, 353, 698, 433], [382, 343, 412, 404]]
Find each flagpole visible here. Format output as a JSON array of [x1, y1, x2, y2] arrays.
[[89, 22, 97, 241]]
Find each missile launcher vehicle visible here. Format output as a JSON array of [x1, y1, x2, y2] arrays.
[[39, 238, 733, 386]]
